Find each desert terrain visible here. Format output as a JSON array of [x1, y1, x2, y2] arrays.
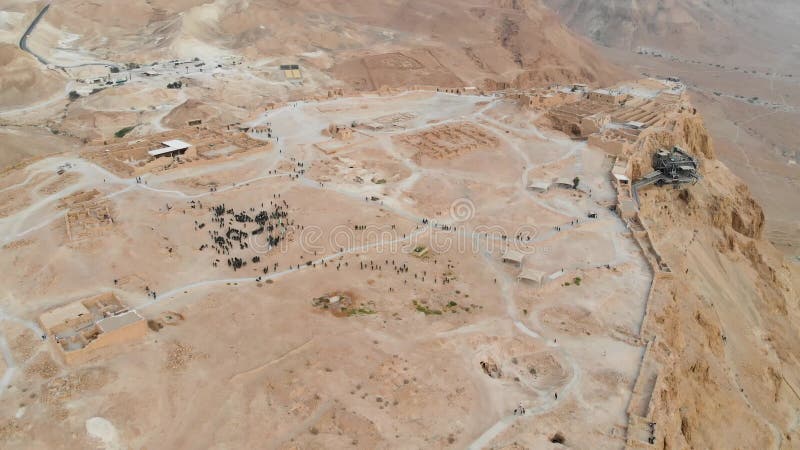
[[0, 1, 799, 450], [543, 0, 800, 259], [0, 88, 656, 449]]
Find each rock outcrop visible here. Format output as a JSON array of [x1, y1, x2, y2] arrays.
[[625, 108, 800, 449]]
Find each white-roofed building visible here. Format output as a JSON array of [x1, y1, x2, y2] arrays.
[[148, 139, 191, 158]]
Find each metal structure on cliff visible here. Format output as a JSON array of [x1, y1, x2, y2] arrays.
[[633, 146, 701, 205]]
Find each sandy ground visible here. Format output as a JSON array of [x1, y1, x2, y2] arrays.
[[0, 92, 652, 448]]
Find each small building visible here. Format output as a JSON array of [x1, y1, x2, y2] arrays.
[[612, 160, 630, 185], [148, 139, 191, 158], [588, 89, 626, 105], [502, 249, 525, 266], [517, 267, 547, 287], [528, 93, 563, 109], [527, 180, 551, 193], [553, 178, 575, 189], [39, 293, 147, 365]]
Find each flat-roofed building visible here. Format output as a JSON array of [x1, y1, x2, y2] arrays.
[[527, 180, 551, 193], [518, 267, 547, 287], [502, 249, 525, 265], [39, 293, 147, 365], [554, 177, 576, 189], [612, 160, 630, 185], [148, 139, 191, 158], [588, 89, 626, 105]]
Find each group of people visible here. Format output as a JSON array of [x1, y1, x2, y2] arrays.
[[194, 200, 294, 268]]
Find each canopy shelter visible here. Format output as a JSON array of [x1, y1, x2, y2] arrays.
[[517, 267, 547, 287], [502, 249, 525, 265], [554, 177, 575, 189], [148, 139, 191, 158], [527, 180, 551, 193]]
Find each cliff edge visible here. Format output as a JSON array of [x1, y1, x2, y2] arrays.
[[626, 109, 800, 449]]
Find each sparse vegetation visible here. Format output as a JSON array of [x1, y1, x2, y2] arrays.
[[347, 307, 376, 316], [68, 90, 80, 101], [413, 300, 442, 315]]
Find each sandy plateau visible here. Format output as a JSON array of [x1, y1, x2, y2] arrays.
[[0, 89, 652, 448], [0, 1, 798, 450]]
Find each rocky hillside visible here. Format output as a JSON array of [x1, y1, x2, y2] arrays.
[[541, 0, 800, 69], [0, 44, 64, 109], [25, 0, 625, 89], [626, 110, 800, 448]]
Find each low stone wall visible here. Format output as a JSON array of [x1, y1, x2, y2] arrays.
[[609, 160, 672, 449]]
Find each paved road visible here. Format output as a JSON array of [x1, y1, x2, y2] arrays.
[[19, 3, 50, 66], [17, 2, 120, 71]]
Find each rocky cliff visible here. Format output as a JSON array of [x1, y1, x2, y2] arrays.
[[627, 110, 800, 449]]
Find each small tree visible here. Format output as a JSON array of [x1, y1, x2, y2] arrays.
[[115, 126, 135, 138], [68, 90, 80, 101], [572, 176, 580, 189]]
